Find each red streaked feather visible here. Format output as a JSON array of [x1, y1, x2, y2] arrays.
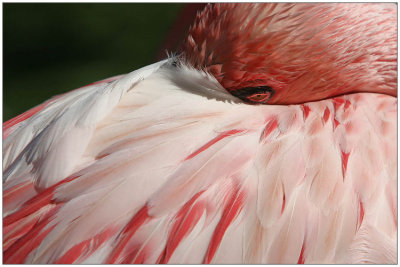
[[260, 117, 278, 141], [358, 199, 365, 229], [341, 150, 350, 180], [3, 181, 34, 207], [297, 241, 306, 264], [332, 97, 345, 110], [344, 100, 351, 109], [3, 213, 41, 251], [54, 227, 115, 264], [333, 118, 340, 129], [4, 204, 61, 263], [106, 205, 152, 263], [203, 182, 245, 264], [120, 243, 148, 264], [158, 190, 206, 263], [3, 175, 79, 226], [185, 129, 245, 160], [3, 189, 54, 227], [323, 107, 330, 123], [281, 191, 286, 214], [301, 104, 311, 120]]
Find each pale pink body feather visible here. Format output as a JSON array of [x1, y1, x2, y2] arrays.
[[3, 3, 397, 264]]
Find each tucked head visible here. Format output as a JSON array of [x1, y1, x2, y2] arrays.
[[182, 3, 397, 105]]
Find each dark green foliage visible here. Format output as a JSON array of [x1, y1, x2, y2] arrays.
[[3, 3, 182, 121]]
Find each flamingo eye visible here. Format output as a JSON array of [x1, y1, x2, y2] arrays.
[[229, 86, 275, 104], [246, 92, 272, 103]]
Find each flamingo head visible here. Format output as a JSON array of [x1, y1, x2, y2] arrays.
[[182, 3, 397, 105]]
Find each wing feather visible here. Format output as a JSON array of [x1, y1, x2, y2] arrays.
[[3, 60, 396, 263]]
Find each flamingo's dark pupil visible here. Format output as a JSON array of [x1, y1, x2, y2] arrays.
[[230, 86, 275, 104]]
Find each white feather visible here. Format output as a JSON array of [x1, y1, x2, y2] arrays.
[[3, 58, 396, 264]]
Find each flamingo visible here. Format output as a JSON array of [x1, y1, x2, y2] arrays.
[[3, 3, 397, 264]]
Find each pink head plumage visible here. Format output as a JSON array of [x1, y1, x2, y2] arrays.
[[182, 3, 397, 104]]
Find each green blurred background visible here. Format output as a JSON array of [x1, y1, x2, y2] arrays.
[[3, 3, 189, 121]]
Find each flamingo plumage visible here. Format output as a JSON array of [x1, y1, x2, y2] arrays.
[[3, 3, 397, 264]]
